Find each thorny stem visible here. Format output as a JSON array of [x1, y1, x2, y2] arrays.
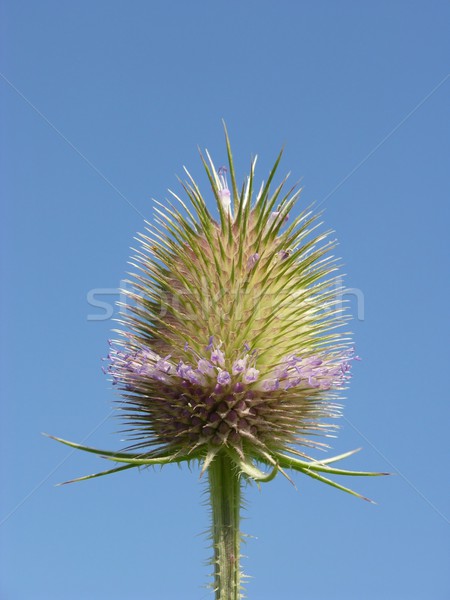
[[208, 452, 242, 600]]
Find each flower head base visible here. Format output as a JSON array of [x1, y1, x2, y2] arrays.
[[50, 127, 385, 500]]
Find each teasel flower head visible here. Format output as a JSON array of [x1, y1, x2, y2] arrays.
[[49, 127, 387, 600], [109, 138, 356, 470]]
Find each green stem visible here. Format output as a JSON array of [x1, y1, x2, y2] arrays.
[[208, 452, 242, 600]]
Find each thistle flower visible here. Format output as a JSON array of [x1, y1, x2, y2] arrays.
[[50, 127, 386, 600]]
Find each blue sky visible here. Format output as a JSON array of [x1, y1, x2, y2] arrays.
[[1, 2, 449, 599]]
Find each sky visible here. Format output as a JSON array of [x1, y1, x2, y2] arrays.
[[1, 2, 449, 599]]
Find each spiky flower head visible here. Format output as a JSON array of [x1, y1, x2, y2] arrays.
[[105, 135, 357, 479], [51, 129, 385, 500]]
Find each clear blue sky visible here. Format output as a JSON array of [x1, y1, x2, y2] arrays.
[[1, 2, 449, 599]]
